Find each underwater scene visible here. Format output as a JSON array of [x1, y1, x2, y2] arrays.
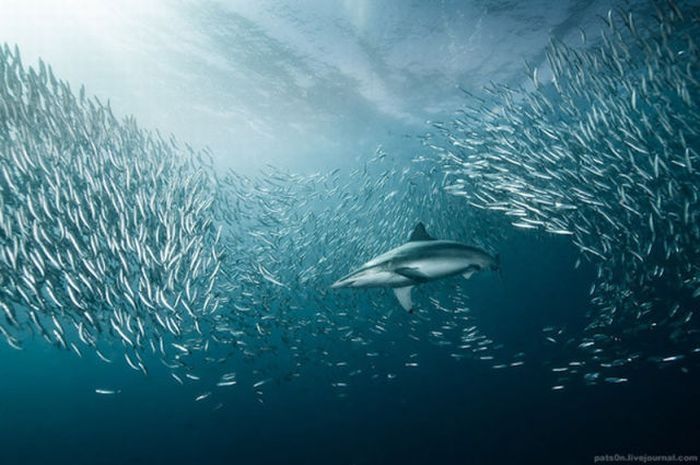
[[0, 1, 699, 464]]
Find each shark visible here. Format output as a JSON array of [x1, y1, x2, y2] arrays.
[[331, 223, 500, 312]]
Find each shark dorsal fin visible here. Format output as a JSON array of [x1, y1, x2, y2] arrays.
[[408, 223, 435, 242]]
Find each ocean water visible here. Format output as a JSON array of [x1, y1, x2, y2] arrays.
[[0, 1, 699, 464]]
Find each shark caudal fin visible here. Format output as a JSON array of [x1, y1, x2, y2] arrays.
[[493, 253, 504, 285], [393, 286, 414, 312], [408, 223, 435, 242]]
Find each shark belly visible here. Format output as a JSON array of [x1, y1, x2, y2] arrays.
[[394, 256, 473, 281], [330, 223, 499, 312], [331, 266, 414, 288]]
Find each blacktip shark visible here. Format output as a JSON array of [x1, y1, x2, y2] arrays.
[[331, 223, 500, 312]]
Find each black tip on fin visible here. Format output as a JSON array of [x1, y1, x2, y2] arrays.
[[408, 222, 435, 242]]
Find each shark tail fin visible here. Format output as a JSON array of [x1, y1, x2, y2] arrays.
[[493, 253, 504, 285]]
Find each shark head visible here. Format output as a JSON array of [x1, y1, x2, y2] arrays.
[[330, 274, 357, 289]]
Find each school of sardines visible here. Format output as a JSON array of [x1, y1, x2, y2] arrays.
[[432, 3, 699, 386], [0, 3, 697, 400], [0, 40, 517, 400]]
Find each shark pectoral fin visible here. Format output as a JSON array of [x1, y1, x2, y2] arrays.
[[393, 286, 414, 312], [394, 267, 429, 283]]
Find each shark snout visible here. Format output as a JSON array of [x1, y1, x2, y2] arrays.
[[331, 269, 365, 288], [331, 277, 352, 289]]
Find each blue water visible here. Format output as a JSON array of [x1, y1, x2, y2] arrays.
[[1, 235, 697, 464], [1, 1, 699, 464]]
